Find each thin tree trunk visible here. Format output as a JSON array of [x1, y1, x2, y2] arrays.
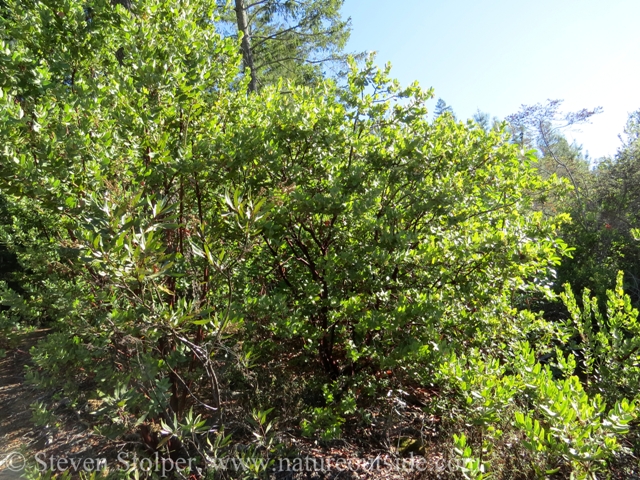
[[234, 0, 257, 92]]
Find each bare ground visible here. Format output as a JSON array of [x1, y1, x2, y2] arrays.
[[0, 330, 110, 479], [0, 330, 446, 479]]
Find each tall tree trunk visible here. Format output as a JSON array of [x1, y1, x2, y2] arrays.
[[234, 0, 257, 93]]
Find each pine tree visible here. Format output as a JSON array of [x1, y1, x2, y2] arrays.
[[223, 0, 356, 91], [434, 98, 454, 119]]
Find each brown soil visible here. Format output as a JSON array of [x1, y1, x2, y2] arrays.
[[0, 330, 109, 479], [0, 331, 448, 479]]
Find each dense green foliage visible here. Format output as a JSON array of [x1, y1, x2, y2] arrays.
[[508, 101, 640, 309], [563, 114, 640, 305], [1, 0, 639, 478]]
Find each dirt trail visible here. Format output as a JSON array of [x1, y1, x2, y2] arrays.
[[0, 330, 109, 479], [0, 330, 48, 479]]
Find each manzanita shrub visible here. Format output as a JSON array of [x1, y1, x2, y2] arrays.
[[231, 61, 574, 438], [560, 271, 640, 405], [1, 0, 261, 454], [2, 0, 636, 478], [440, 277, 640, 479]]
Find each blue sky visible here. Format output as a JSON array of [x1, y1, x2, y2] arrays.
[[341, 0, 640, 159]]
